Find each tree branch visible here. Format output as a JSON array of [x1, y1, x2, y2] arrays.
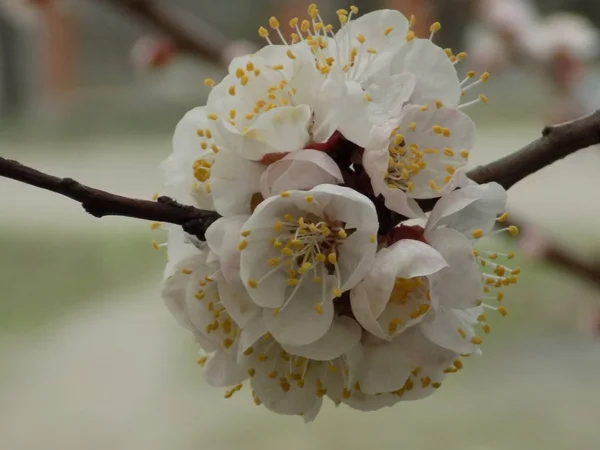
[[101, 0, 228, 64], [467, 110, 600, 188], [1, 110, 600, 240], [0, 157, 219, 239]]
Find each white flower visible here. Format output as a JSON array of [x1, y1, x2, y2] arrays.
[[237, 316, 362, 421], [237, 184, 378, 347], [205, 42, 345, 161], [161, 227, 257, 387], [420, 182, 517, 355], [363, 104, 476, 217], [161, 106, 219, 210]]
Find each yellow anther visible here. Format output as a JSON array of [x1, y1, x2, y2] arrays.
[[229, 109, 236, 119], [471, 336, 483, 345], [315, 254, 326, 263], [338, 229, 348, 239], [287, 278, 299, 287], [257, 353, 268, 362], [152, 192, 159, 201], [320, 65, 331, 74], [409, 14, 416, 29], [479, 94, 489, 104], [286, 49, 296, 60], [150, 222, 161, 230], [333, 288, 342, 298], [446, 165, 456, 175], [435, 100, 444, 109], [364, 93, 373, 102], [432, 125, 443, 134], [350, 5, 359, 14], [456, 52, 467, 61], [480, 72, 490, 82], [482, 324, 492, 334], [211, 144, 219, 154], [197, 356, 208, 366], [508, 225, 519, 237], [508, 251, 515, 259], [442, 128, 451, 137], [383, 26, 394, 36], [457, 328, 467, 339], [328, 253, 337, 264], [253, 69, 261, 77], [314, 304, 324, 314], [181, 268, 193, 275], [207, 113, 218, 120], [204, 78, 215, 88], [273, 220, 283, 232], [409, 122, 417, 132], [430, 22, 441, 33], [289, 18, 298, 28], [472, 229, 484, 239], [269, 258, 280, 267], [223, 338, 234, 349], [312, 276, 322, 284], [304, 195, 314, 203], [238, 74, 249, 86], [301, 19, 310, 32], [238, 240, 248, 251], [248, 279, 258, 289], [279, 191, 290, 198], [466, 70, 476, 79], [269, 16, 280, 29], [258, 27, 269, 38], [152, 240, 160, 250], [196, 129, 204, 137], [432, 382, 442, 389], [429, 180, 440, 191], [405, 30, 415, 42], [243, 347, 254, 356], [356, 34, 366, 44], [498, 306, 508, 317], [272, 64, 284, 71], [281, 247, 294, 256], [443, 147, 455, 157]]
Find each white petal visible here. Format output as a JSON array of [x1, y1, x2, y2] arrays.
[[259, 149, 343, 198], [263, 288, 334, 346], [282, 316, 361, 360], [204, 350, 248, 388], [210, 149, 265, 216], [425, 182, 507, 236], [205, 216, 248, 282], [420, 308, 479, 355], [342, 391, 400, 411], [390, 39, 461, 107], [387, 239, 448, 279], [217, 276, 260, 328], [237, 314, 268, 362], [366, 72, 416, 125], [337, 80, 374, 147], [354, 337, 412, 395], [302, 399, 324, 423], [213, 106, 312, 161], [335, 9, 410, 83], [350, 248, 397, 338], [427, 228, 483, 309]]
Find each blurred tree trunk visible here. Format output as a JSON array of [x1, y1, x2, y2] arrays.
[[41, 4, 75, 103], [0, 13, 21, 116]]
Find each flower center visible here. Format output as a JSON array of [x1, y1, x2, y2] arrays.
[[386, 276, 431, 335], [268, 211, 350, 302]]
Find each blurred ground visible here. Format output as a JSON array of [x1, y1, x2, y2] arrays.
[[1, 120, 600, 450]]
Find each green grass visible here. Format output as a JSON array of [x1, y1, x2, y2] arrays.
[[0, 227, 164, 332]]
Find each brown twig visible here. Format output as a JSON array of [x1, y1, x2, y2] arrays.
[[467, 110, 600, 188], [101, 0, 228, 64], [0, 157, 219, 239]]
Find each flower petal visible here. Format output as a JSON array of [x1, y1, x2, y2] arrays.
[[210, 149, 265, 216], [390, 38, 461, 107], [204, 350, 248, 388], [425, 182, 507, 236], [282, 316, 362, 360], [263, 284, 335, 346], [427, 228, 483, 309], [420, 307, 479, 355], [259, 149, 343, 198], [212, 105, 312, 161]]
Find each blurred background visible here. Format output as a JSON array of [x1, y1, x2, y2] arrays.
[[1, 0, 600, 449]]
